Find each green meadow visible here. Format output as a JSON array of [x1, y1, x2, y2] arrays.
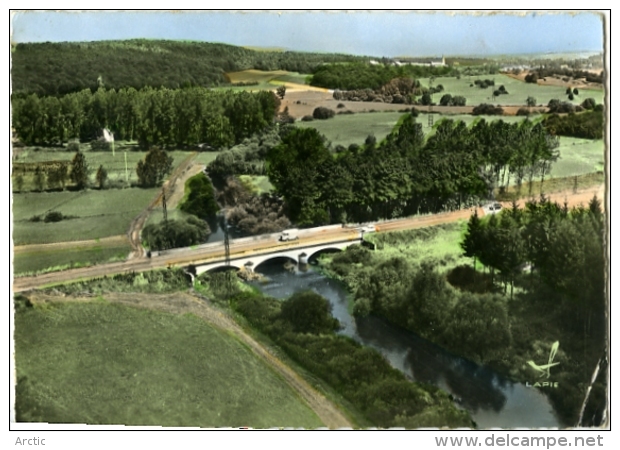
[[12, 188, 159, 245], [14, 300, 324, 428]]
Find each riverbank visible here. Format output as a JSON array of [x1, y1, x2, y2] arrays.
[[318, 219, 607, 427]]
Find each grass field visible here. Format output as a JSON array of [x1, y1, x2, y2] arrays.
[[12, 188, 159, 245], [12, 148, 194, 191], [194, 151, 222, 166], [367, 221, 469, 272], [418, 74, 605, 107], [14, 300, 324, 427], [551, 137, 605, 177], [13, 243, 131, 275], [297, 111, 406, 148]]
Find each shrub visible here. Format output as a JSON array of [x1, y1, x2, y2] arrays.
[[472, 104, 504, 115], [280, 290, 340, 334], [548, 99, 575, 114], [312, 107, 336, 120], [581, 98, 596, 110], [43, 211, 64, 223], [301, 115, 314, 122], [90, 140, 111, 152], [516, 107, 531, 116], [336, 103, 345, 108], [142, 216, 210, 251]]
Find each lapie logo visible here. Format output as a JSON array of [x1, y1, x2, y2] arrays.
[[526, 341, 560, 388]]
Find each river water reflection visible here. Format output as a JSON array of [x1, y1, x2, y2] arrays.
[[250, 262, 563, 429]]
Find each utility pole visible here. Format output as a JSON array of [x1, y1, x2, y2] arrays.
[[428, 77, 434, 128], [162, 187, 168, 223], [224, 216, 230, 267], [223, 209, 233, 291]]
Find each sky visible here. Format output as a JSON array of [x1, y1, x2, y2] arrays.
[[10, 10, 605, 57]]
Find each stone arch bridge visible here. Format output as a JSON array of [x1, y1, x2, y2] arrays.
[[193, 240, 357, 276]]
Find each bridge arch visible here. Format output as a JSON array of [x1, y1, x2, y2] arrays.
[[201, 264, 242, 274], [307, 247, 344, 263], [254, 255, 298, 271]]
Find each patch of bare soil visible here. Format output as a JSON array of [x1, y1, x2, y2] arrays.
[[26, 291, 354, 429], [500, 184, 606, 211], [282, 90, 482, 119]]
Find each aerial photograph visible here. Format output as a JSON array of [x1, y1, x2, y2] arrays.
[[10, 10, 608, 431]]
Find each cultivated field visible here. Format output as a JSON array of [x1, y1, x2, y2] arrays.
[[418, 74, 605, 107], [12, 188, 159, 245], [14, 299, 324, 428], [223, 70, 317, 92]]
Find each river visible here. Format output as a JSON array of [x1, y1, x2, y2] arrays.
[[250, 261, 563, 429]]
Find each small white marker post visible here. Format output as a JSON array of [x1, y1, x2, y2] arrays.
[[124, 152, 129, 182]]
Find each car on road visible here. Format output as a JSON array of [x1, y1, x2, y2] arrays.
[[279, 229, 299, 241], [487, 202, 503, 213]]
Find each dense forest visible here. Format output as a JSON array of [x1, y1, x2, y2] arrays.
[[310, 62, 454, 90], [11, 40, 367, 96], [11, 87, 280, 148], [263, 115, 560, 226]]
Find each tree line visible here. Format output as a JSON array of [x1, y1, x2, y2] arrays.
[[310, 62, 454, 90], [12, 87, 280, 149], [266, 115, 560, 226], [11, 40, 366, 96]]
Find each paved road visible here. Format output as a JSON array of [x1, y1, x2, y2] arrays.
[[13, 184, 605, 293], [14, 211, 472, 292], [13, 227, 360, 292]]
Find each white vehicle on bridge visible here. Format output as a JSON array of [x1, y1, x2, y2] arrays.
[[279, 229, 300, 241]]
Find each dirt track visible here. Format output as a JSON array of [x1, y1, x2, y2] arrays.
[[26, 291, 354, 429], [126, 152, 198, 259]]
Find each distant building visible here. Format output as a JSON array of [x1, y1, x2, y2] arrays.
[[395, 55, 446, 67]]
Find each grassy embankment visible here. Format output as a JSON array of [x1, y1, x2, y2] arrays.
[[14, 296, 324, 428]]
